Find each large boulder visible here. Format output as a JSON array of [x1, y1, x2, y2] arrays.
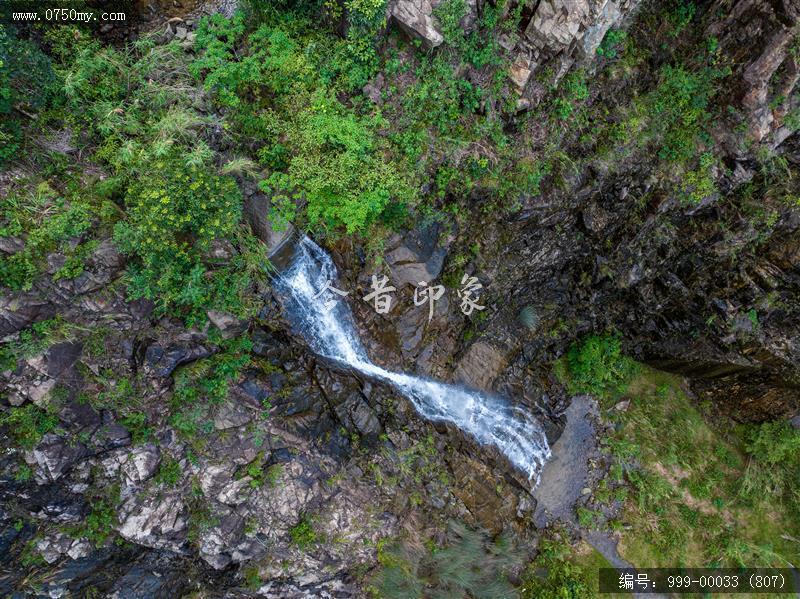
[[120, 444, 161, 487], [389, 0, 444, 49], [27, 434, 91, 482], [385, 224, 449, 288], [143, 335, 213, 378], [117, 493, 188, 551]]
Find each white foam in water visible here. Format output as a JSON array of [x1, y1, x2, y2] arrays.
[[275, 236, 551, 484]]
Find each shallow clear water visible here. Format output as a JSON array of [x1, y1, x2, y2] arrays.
[[274, 236, 551, 483]]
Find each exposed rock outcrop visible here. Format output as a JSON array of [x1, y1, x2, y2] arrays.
[[389, 0, 445, 48]]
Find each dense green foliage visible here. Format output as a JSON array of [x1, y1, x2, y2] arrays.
[[570, 363, 800, 570], [46, 32, 259, 322], [77, 484, 120, 547], [647, 64, 717, 163], [0, 404, 59, 449], [262, 91, 411, 233], [0, 182, 94, 291], [745, 420, 800, 466], [372, 521, 522, 598], [555, 328, 800, 571], [564, 334, 639, 397], [0, 24, 59, 164], [113, 162, 244, 316], [289, 517, 318, 549], [191, 14, 413, 234], [741, 420, 800, 521], [154, 456, 183, 487]]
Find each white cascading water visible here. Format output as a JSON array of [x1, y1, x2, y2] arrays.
[[274, 236, 551, 484]]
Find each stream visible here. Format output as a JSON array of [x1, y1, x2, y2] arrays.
[[274, 235, 552, 483]]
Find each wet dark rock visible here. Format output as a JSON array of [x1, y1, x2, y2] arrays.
[[0, 292, 55, 337], [197, 508, 266, 569], [144, 338, 213, 378], [0, 236, 24, 254], [70, 239, 125, 294], [238, 376, 273, 403], [533, 396, 600, 528], [107, 550, 199, 599], [36, 532, 75, 564], [453, 341, 508, 390], [333, 391, 381, 437], [362, 72, 384, 104], [267, 447, 293, 465], [251, 578, 358, 598], [92, 419, 132, 450], [213, 399, 253, 430], [59, 395, 101, 430], [396, 307, 426, 356], [27, 434, 91, 482]]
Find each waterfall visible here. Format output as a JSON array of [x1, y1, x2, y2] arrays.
[[274, 236, 551, 484]]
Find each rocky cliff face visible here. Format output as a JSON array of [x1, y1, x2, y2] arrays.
[[1, 0, 799, 596], [360, 0, 800, 423]]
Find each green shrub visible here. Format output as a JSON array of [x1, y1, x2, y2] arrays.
[[551, 70, 589, 121], [192, 16, 413, 234], [243, 565, 263, 590], [434, 0, 467, 47], [577, 506, 601, 529], [596, 28, 627, 59], [289, 517, 318, 549], [666, 0, 697, 37], [62, 41, 128, 118], [81, 486, 120, 547], [169, 335, 253, 442], [785, 108, 800, 132], [113, 162, 244, 318], [745, 421, 800, 466], [120, 411, 152, 444], [648, 64, 717, 162], [565, 334, 639, 398], [154, 457, 183, 486], [679, 151, 717, 203], [400, 51, 484, 134], [0, 24, 60, 164], [0, 344, 16, 372], [261, 90, 413, 233], [0, 404, 59, 449], [6, 317, 77, 361], [340, 0, 386, 88], [0, 187, 93, 291]]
